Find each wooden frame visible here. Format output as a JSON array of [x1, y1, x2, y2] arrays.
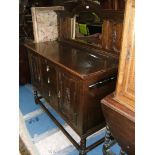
[[115, 0, 135, 111], [57, 1, 125, 54]]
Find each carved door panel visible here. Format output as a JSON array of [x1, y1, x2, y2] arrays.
[[115, 0, 135, 111], [102, 20, 123, 52], [111, 22, 123, 52], [58, 72, 79, 127], [28, 51, 41, 89]]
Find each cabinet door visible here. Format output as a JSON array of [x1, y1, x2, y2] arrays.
[[28, 51, 42, 89], [58, 72, 79, 127], [115, 0, 135, 111]]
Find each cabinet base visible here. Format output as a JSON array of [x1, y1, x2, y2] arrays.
[[34, 90, 106, 155]]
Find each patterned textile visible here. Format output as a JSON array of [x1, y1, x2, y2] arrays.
[[31, 7, 64, 43]]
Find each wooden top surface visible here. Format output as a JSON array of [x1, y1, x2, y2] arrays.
[[25, 41, 118, 79], [101, 93, 135, 122]]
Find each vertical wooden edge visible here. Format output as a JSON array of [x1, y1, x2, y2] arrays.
[[72, 16, 76, 39], [115, 0, 133, 96], [31, 7, 39, 43]]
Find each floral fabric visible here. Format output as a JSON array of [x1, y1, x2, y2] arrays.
[[31, 8, 58, 42]]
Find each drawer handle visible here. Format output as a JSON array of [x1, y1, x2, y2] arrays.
[[46, 65, 50, 72], [89, 76, 116, 89], [49, 91, 51, 96], [48, 77, 50, 83], [58, 91, 61, 98], [38, 76, 41, 81]]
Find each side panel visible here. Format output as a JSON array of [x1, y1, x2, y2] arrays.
[[27, 50, 42, 90]]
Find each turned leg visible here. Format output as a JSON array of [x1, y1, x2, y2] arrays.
[[79, 138, 86, 155], [34, 90, 43, 104], [34, 90, 39, 104], [103, 125, 112, 154], [34, 90, 38, 98], [119, 148, 126, 155]]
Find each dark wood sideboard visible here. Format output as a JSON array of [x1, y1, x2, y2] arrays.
[[25, 40, 119, 155]]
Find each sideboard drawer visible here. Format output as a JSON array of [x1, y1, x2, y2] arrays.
[[42, 85, 58, 110]]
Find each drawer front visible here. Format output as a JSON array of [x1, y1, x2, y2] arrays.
[[41, 59, 57, 86], [42, 85, 58, 110]]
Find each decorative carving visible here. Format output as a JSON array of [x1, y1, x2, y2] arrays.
[[112, 23, 117, 46], [58, 72, 78, 125], [58, 90, 61, 99], [103, 125, 112, 152], [64, 87, 71, 111], [103, 125, 116, 154]]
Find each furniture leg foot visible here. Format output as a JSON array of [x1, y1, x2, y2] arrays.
[[79, 138, 86, 155], [34, 90, 40, 104], [34, 90, 38, 98], [119, 148, 126, 155], [103, 125, 115, 155]]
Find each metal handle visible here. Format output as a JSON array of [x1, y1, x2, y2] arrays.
[[38, 75, 41, 81], [49, 91, 51, 97], [46, 65, 50, 72], [58, 91, 61, 98], [48, 77, 50, 83], [89, 76, 116, 89]]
